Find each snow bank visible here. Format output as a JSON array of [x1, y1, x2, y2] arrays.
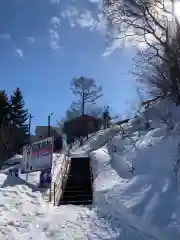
[[90, 121, 180, 238], [1, 155, 22, 170], [72, 125, 121, 154], [90, 147, 171, 240]]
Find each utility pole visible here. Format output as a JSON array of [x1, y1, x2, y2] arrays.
[[82, 92, 85, 115], [48, 112, 54, 137], [28, 114, 33, 145], [26, 114, 33, 182]]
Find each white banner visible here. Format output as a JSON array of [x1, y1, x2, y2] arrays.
[[21, 137, 54, 173]]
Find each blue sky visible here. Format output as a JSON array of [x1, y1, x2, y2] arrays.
[[0, 0, 139, 133]]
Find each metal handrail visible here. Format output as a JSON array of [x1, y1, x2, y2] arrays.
[[52, 153, 71, 205], [52, 154, 66, 205], [60, 159, 70, 200], [88, 150, 94, 202]]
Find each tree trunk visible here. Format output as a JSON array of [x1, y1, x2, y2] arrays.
[[82, 92, 85, 115]]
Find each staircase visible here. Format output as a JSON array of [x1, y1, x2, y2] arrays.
[[59, 157, 93, 205]]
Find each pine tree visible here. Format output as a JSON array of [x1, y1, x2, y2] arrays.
[[0, 90, 10, 126], [10, 88, 29, 145], [0, 90, 13, 163]]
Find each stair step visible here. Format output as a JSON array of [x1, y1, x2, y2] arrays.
[[63, 189, 92, 194], [66, 181, 91, 184], [60, 199, 93, 205], [65, 187, 91, 192], [67, 174, 91, 178], [64, 186, 92, 191], [61, 193, 92, 198], [62, 192, 92, 197], [68, 172, 91, 176], [57, 157, 93, 206], [63, 190, 89, 193], [65, 188, 91, 193], [63, 193, 88, 197], [63, 189, 91, 193], [67, 176, 91, 180], [65, 183, 91, 187], [61, 195, 92, 202], [66, 180, 91, 185]]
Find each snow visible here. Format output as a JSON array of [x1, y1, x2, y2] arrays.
[[1, 99, 180, 239], [1, 155, 22, 170]]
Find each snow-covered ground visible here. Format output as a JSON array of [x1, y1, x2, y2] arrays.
[[1, 99, 180, 239], [1, 155, 22, 170]]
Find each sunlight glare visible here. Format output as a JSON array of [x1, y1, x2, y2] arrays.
[[175, 1, 180, 18]]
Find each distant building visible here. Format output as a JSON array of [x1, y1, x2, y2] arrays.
[[115, 118, 130, 126], [31, 126, 63, 152], [63, 114, 100, 141], [32, 126, 62, 140]]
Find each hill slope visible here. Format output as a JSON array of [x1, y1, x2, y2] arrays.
[[1, 99, 180, 239]]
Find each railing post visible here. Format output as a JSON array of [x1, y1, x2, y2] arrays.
[[53, 182, 56, 206], [88, 150, 93, 202], [49, 184, 52, 202]]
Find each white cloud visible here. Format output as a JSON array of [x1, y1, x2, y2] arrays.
[[51, 16, 61, 29], [50, 0, 60, 4], [49, 29, 60, 49], [94, 13, 106, 34], [61, 7, 106, 32], [15, 48, 24, 58], [0, 33, 11, 40], [61, 6, 78, 18], [49, 16, 61, 50], [89, 0, 103, 10], [89, 0, 101, 3], [102, 38, 123, 57], [102, 26, 156, 56], [26, 36, 35, 44], [61, 6, 78, 27], [76, 10, 95, 29]]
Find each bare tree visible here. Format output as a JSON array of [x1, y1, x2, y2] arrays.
[[133, 50, 168, 97], [86, 104, 103, 118], [154, 105, 175, 129], [104, 0, 180, 105], [104, 0, 179, 59], [174, 142, 180, 187], [134, 26, 180, 102], [71, 76, 103, 115]]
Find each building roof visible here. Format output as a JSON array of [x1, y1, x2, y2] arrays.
[[74, 114, 97, 121], [35, 126, 61, 138], [65, 114, 97, 125], [115, 118, 130, 125]]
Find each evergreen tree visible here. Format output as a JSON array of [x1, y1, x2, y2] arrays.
[[0, 90, 10, 126], [0, 90, 12, 163], [10, 88, 29, 145]]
